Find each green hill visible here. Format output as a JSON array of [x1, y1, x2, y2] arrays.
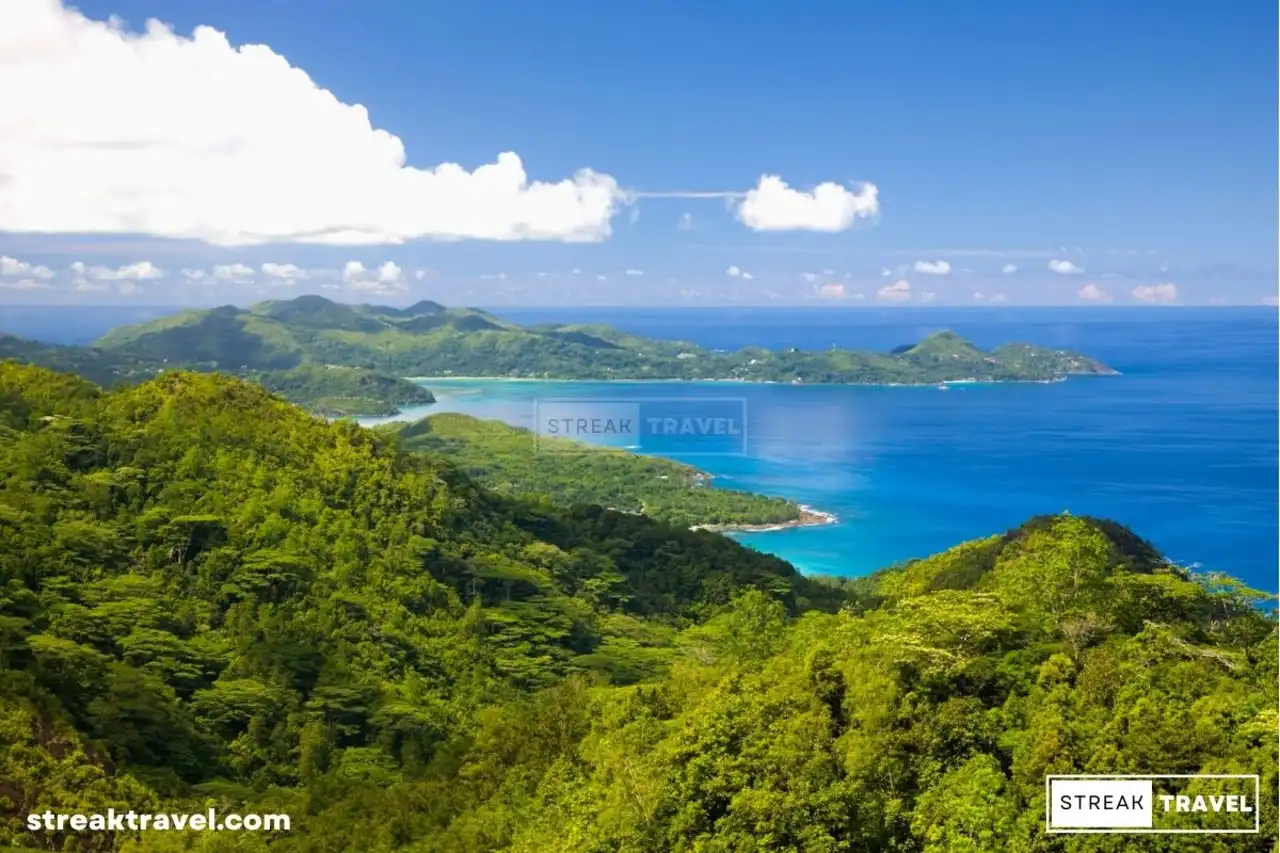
[[0, 362, 1272, 852], [385, 412, 807, 528], [91, 295, 1117, 383], [1, 335, 432, 418]]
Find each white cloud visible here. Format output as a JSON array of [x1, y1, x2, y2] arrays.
[[212, 263, 254, 282], [918, 289, 937, 303], [181, 268, 206, 281], [0, 1, 624, 246], [726, 265, 743, 277], [912, 260, 951, 275], [0, 256, 54, 279], [260, 262, 306, 281], [1258, 294, 1279, 306], [880, 267, 892, 277], [821, 269, 836, 276], [877, 279, 911, 303], [989, 293, 1007, 303], [677, 212, 694, 231], [342, 261, 368, 283], [972, 291, 986, 301], [84, 260, 165, 280], [1130, 283, 1178, 303], [376, 261, 402, 283], [741, 272, 754, 280], [341, 259, 406, 294], [1049, 259, 1084, 274], [624, 269, 644, 277], [1002, 264, 1018, 274], [736, 175, 878, 232], [1078, 283, 1112, 303], [571, 268, 582, 275], [800, 272, 818, 283], [819, 283, 845, 299], [534, 271, 548, 278], [596, 274, 607, 281]]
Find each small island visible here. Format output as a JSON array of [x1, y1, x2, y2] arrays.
[[384, 412, 830, 530]]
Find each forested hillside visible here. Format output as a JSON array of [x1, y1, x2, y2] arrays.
[[91, 295, 1117, 384], [0, 364, 1273, 852]]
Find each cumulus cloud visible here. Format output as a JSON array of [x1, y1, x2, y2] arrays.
[[912, 260, 951, 275], [212, 263, 254, 282], [1130, 283, 1178, 303], [339, 260, 406, 294], [0, 256, 54, 279], [677, 212, 694, 231], [1002, 264, 1018, 274], [0, 1, 624, 246], [736, 175, 878, 232], [377, 261, 403, 283], [261, 262, 306, 281], [726, 265, 744, 277], [1049, 259, 1084, 274], [624, 269, 644, 277], [800, 272, 818, 283], [877, 279, 911, 303], [818, 283, 845, 299], [918, 289, 937, 303], [79, 260, 165, 281], [880, 268, 893, 277], [1078, 283, 1112, 303]]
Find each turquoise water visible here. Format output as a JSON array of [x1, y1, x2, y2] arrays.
[[360, 308, 1278, 591]]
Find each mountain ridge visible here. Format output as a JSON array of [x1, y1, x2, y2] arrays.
[[89, 295, 1118, 384]]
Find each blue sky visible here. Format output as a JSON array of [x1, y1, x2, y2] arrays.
[[0, 0, 1275, 306]]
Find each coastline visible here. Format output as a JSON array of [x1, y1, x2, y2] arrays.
[[689, 504, 839, 535], [403, 372, 1117, 388]]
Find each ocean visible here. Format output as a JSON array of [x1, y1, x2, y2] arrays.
[[5, 305, 1276, 591]]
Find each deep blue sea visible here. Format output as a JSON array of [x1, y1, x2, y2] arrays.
[[4, 305, 1276, 591]]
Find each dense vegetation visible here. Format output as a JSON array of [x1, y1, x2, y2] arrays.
[[0, 364, 1273, 852], [0, 335, 430, 418], [91, 295, 1117, 384], [383, 412, 802, 528], [254, 365, 434, 417]]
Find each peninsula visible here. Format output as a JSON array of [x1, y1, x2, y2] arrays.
[[385, 412, 834, 530]]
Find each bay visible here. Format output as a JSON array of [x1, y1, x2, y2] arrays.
[[363, 307, 1277, 591]]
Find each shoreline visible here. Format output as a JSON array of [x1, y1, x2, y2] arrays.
[[689, 504, 839, 535], [403, 372, 1117, 388]]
